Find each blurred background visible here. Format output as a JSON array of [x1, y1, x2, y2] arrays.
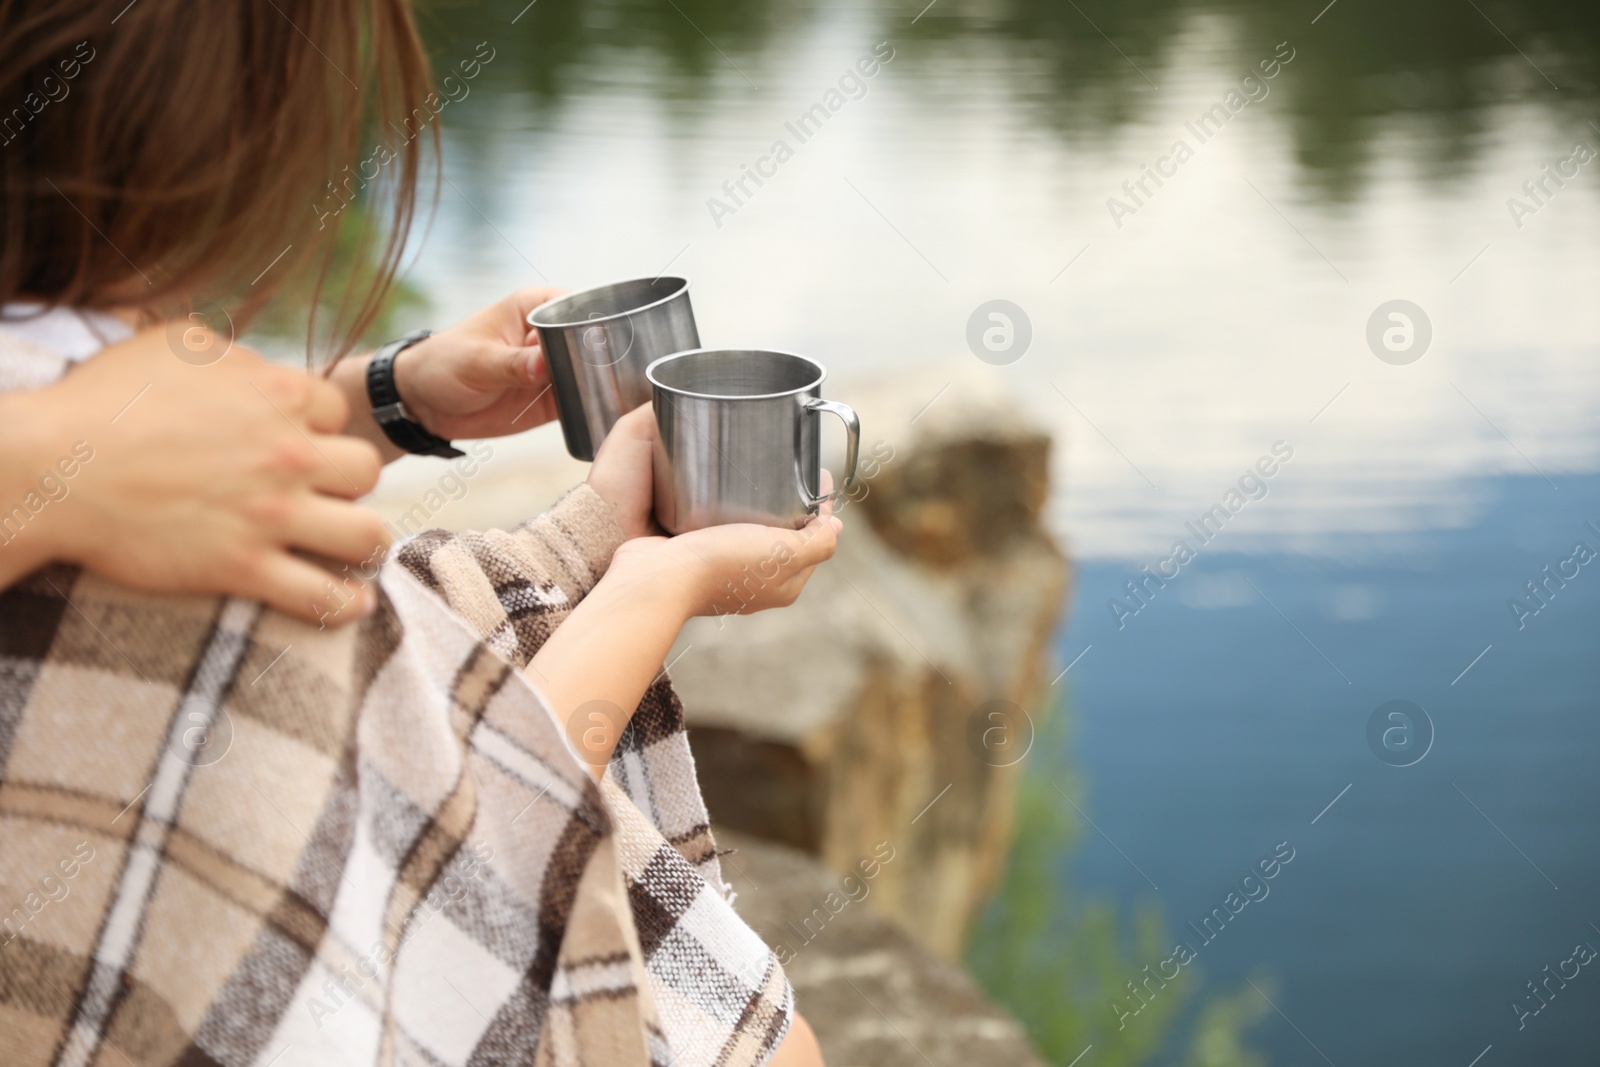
[[310, 0, 1600, 1063]]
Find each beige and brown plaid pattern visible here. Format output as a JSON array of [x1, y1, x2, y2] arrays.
[[0, 333, 793, 1067]]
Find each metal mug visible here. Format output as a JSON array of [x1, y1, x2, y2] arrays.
[[528, 276, 699, 460], [647, 349, 861, 534]]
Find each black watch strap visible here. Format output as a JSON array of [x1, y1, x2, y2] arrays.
[[366, 329, 464, 459]]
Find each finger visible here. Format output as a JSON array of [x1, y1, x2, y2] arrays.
[[509, 382, 559, 429], [303, 435, 384, 498], [781, 563, 820, 599], [815, 468, 835, 521], [480, 385, 558, 429], [589, 403, 655, 469], [609, 401, 659, 443], [433, 385, 557, 438], [278, 494, 393, 566], [302, 374, 350, 434], [754, 563, 822, 612], [255, 361, 348, 434], [242, 550, 378, 626], [785, 518, 839, 569], [477, 286, 561, 348], [463, 339, 548, 392], [526, 343, 550, 387], [507, 285, 568, 324]]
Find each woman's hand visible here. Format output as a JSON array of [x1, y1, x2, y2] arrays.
[[0, 326, 390, 622], [332, 287, 565, 460], [586, 402, 845, 602], [611, 512, 843, 620]]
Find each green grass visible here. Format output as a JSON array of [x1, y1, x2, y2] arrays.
[[964, 696, 1272, 1067]]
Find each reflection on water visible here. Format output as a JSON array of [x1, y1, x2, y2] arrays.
[[906, 0, 1600, 195], [391, 1, 1600, 1062], [421, 0, 1600, 184]]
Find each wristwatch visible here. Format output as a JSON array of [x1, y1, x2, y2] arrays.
[[366, 329, 464, 458]]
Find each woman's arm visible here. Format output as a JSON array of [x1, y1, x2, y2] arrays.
[[457, 404, 832, 1062], [527, 514, 839, 777], [504, 403, 840, 774]]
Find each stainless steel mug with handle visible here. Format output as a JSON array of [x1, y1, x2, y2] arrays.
[[647, 349, 861, 534], [528, 276, 699, 460]]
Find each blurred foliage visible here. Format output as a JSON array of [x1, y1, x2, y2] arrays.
[[415, 0, 1600, 202], [902, 0, 1600, 200], [248, 203, 428, 362], [1185, 982, 1272, 1067], [966, 771, 1189, 1065], [965, 697, 1271, 1066], [414, 0, 789, 116]]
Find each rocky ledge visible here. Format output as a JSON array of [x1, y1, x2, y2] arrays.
[[721, 829, 1047, 1067], [673, 362, 1070, 960]]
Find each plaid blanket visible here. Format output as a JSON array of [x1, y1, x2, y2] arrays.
[[0, 328, 793, 1067]]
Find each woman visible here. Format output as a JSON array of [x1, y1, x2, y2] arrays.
[[0, 2, 830, 1064]]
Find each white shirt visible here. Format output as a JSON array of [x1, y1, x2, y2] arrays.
[[0, 303, 134, 391]]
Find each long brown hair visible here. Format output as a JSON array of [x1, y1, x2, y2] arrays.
[[0, 0, 435, 360]]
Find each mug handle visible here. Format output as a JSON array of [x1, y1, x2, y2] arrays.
[[801, 397, 861, 508]]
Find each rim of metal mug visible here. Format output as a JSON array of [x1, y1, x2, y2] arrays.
[[525, 275, 691, 329], [646, 348, 827, 402]]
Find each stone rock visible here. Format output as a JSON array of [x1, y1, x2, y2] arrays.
[[675, 362, 1069, 960], [719, 829, 1048, 1067], [855, 366, 1053, 567]]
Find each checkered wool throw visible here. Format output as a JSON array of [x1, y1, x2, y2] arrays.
[[0, 330, 793, 1067]]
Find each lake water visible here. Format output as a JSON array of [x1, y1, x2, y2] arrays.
[[396, 1, 1600, 1062]]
